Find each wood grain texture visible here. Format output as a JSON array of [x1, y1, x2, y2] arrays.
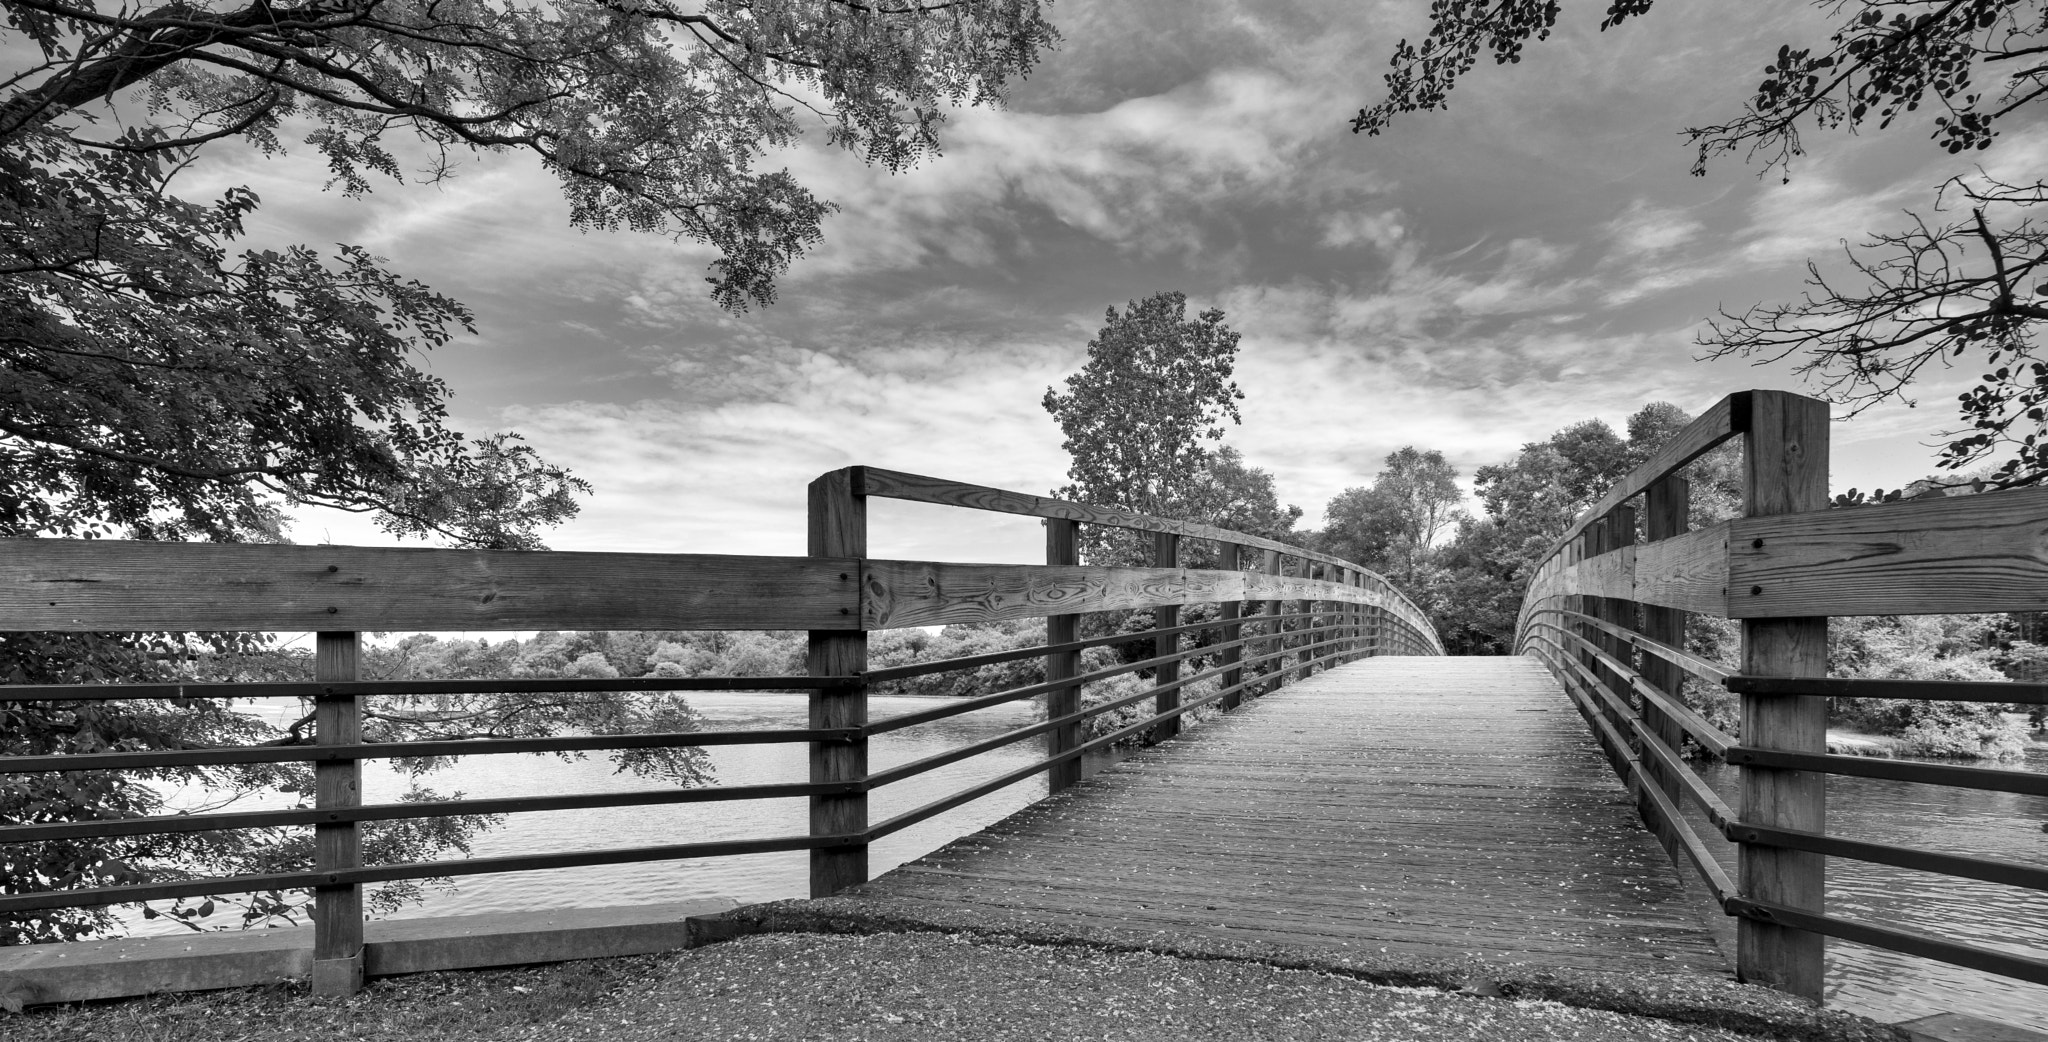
[[861, 560, 1431, 635], [809, 469, 870, 899], [1045, 520, 1082, 794], [1627, 474, 1684, 849], [1521, 523, 1730, 618], [1575, 542, 1637, 600], [1728, 485, 2048, 618], [1218, 543, 1245, 712], [1736, 390, 1829, 1001], [1634, 523, 1731, 616], [1152, 533, 1182, 744], [0, 540, 859, 632], [844, 657, 1725, 974], [312, 632, 364, 998]]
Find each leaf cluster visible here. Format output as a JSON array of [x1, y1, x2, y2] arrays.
[[4, 0, 1057, 309]]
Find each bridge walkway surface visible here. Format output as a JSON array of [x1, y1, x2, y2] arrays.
[[839, 655, 1727, 975]]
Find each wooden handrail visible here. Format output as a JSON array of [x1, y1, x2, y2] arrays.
[[1514, 387, 2048, 1003], [0, 464, 1442, 1002]]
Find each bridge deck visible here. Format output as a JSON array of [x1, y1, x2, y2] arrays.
[[847, 656, 1727, 973]]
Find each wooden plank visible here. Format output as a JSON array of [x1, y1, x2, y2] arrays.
[[1528, 524, 1729, 616], [1897, 1011, 2048, 1042], [0, 540, 858, 632], [1261, 549, 1283, 694], [312, 631, 364, 998], [1635, 523, 1731, 615], [1542, 392, 1743, 566], [1153, 532, 1182, 744], [808, 469, 869, 898], [857, 467, 1380, 585], [1736, 390, 1829, 1002], [1218, 542, 1245, 711], [1046, 519, 1082, 793], [0, 901, 736, 1007], [1641, 475, 1691, 869], [1729, 484, 2048, 618], [862, 561, 1397, 630], [360, 899, 736, 975], [1575, 542, 1637, 600], [847, 657, 1725, 974]]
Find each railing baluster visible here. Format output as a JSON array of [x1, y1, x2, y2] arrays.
[[808, 468, 869, 897], [1262, 548, 1282, 692], [312, 630, 364, 998], [1736, 391, 1830, 1000], [1219, 541, 1245, 711], [1639, 477, 1690, 863], [1046, 518, 1082, 793], [1151, 532, 1181, 743]]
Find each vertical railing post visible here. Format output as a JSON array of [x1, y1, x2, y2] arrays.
[[1299, 562, 1316, 679], [1046, 518, 1082, 793], [1640, 478, 1690, 862], [1578, 520, 1601, 686], [1604, 503, 1638, 708], [1219, 541, 1245, 711], [1368, 590, 1381, 657], [1151, 531, 1181, 743], [1261, 549, 1283, 692], [1295, 559, 1314, 681], [1737, 391, 1830, 1000], [808, 468, 868, 897], [312, 631, 363, 998], [1339, 569, 1353, 660]]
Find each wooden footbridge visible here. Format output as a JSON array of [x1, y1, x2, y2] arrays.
[[3, 390, 2046, 1015]]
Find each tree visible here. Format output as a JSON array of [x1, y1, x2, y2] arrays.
[[1356, 0, 2048, 489], [1179, 445, 1304, 567], [1320, 446, 1464, 586], [1043, 291, 1247, 565], [1421, 404, 1734, 657]]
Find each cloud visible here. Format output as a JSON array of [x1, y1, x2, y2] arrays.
[[1605, 200, 1706, 259], [779, 67, 1354, 276]]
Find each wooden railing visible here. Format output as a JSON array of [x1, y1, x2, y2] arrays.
[[0, 465, 1441, 996], [1514, 389, 2048, 1000]]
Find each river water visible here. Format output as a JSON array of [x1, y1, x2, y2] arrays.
[[125, 697, 2047, 1030], [131, 692, 1091, 924], [1689, 751, 2048, 1031]]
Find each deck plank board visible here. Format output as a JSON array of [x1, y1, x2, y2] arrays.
[[846, 656, 1727, 973]]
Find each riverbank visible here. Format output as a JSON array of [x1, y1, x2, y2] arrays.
[[8, 929, 1904, 1042], [1823, 718, 2048, 759]]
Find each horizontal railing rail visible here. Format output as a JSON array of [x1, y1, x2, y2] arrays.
[[1514, 388, 2048, 1000], [0, 465, 1442, 998]]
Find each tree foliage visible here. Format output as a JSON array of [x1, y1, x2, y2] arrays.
[[1042, 291, 1248, 564], [4, 0, 1057, 310], [3, 0, 1060, 940], [5, 0, 1058, 547], [1410, 403, 1737, 655], [1357, 0, 2048, 489], [1318, 446, 1463, 587]]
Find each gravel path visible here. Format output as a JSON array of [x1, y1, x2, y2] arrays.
[[12, 931, 1901, 1042], [545, 932, 1807, 1042]]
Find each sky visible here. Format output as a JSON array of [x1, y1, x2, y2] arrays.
[[176, 0, 2036, 566]]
